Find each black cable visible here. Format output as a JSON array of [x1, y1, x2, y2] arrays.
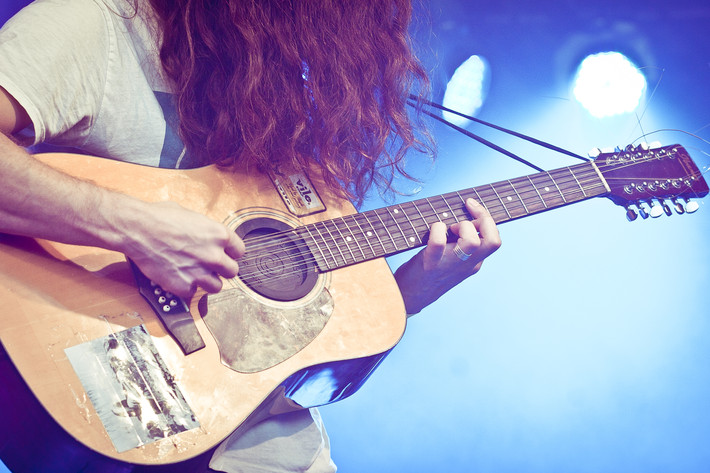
[[409, 100, 546, 172], [408, 94, 590, 167]]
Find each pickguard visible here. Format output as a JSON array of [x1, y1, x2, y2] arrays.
[[200, 209, 333, 373]]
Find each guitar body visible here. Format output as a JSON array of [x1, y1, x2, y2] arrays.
[[0, 153, 407, 465]]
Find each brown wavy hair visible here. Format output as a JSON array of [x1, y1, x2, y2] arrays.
[[146, 0, 432, 205]]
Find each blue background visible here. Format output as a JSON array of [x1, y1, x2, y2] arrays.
[[2, 1, 709, 472]]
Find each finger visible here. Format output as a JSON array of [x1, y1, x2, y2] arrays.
[[195, 271, 224, 294], [216, 252, 240, 279], [465, 198, 491, 221], [450, 219, 479, 254], [224, 228, 246, 259], [465, 198, 502, 254], [422, 221, 447, 269]]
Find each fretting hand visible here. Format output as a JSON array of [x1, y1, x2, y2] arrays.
[[394, 198, 501, 315]]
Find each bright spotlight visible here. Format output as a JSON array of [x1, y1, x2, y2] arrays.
[[572, 52, 647, 118], [442, 55, 489, 126]]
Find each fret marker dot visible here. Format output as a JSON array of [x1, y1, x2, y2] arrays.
[[409, 237, 416, 243], [366, 231, 373, 237], [506, 196, 513, 201], [544, 187, 550, 192], [393, 209, 400, 214], [443, 212, 449, 218], [346, 236, 352, 242]]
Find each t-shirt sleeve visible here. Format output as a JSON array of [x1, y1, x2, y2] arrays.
[[0, 0, 110, 146]]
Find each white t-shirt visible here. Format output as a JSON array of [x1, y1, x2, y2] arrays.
[[0, 1, 336, 471], [0, 0, 193, 167]]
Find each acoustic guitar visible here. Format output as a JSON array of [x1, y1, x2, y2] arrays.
[[0, 143, 706, 465]]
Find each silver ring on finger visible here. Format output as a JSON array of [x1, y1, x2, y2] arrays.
[[453, 243, 471, 261]]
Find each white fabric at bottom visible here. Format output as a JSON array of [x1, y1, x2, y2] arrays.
[[209, 408, 337, 473]]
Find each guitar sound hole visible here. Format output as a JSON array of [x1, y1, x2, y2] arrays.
[[235, 217, 318, 302]]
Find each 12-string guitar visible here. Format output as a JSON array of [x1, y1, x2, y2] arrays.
[[0, 143, 706, 465]]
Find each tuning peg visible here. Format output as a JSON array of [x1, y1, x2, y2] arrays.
[[648, 201, 664, 218], [672, 197, 700, 214], [625, 205, 638, 221], [637, 202, 650, 219], [686, 199, 700, 213], [672, 198, 686, 214], [661, 200, 673, 216]]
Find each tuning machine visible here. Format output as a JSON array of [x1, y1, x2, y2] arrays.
[[672, 197, 699, 214], [625, 205, 639, 221], [625, 202, 649, 221], [646, 199, 675, 218]]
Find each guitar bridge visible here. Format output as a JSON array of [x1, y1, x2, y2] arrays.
[[128, 260, 205, 355]]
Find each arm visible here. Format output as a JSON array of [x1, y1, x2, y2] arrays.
[[394, 198, 501, 315], [0, 87, 244, 299]]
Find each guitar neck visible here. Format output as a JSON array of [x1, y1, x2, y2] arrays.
[[301, 161, 608, 271]]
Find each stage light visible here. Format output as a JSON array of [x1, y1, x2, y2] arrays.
[[572, 52, 647, 118], [442, 55, 489, 126]]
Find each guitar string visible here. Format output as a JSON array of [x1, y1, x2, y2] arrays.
[[233, 154, 704, 283], [240, 166, 596, 258], [234, 157, 701, 283], [238, 159, 689, 264], [237, 179, 599, 282], [240, 157, 653, 258]]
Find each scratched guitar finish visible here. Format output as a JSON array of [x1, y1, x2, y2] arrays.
[[0, 144, 705, 464]]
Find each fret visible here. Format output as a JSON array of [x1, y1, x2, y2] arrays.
[[567, 167, 588, 197], [528, 172, 564, 208], [410, 199, 435, 234], [470, 187, 485, 209], [509, 175, 547, 215], [383, 206, 414, 249], [398, 203, 423, 245], [489, 181, 528, 220], [508, 179, 529, 215], [348, 214, 377, 260], [360, 211, 388, 256], [575, 165, 607, 195], [372, 207, 405, 252], [302, 223, 336, 270], [315, 220, 350, 267], [457, 191, 478, 221], [473, 186, 509, 220], [331, 219, 358, 263], [526, 175, 548, 209], [439, 195, 460, 224], [451, 192, 468, 222], [340, 215, 368, 261], [423, 197, 442, 224], [489, 184, 512, 220], [425, 195, 453, 225], [545, 170, 567, 203]]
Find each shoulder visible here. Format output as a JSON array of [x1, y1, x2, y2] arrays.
[[0, 0, 112, 49]]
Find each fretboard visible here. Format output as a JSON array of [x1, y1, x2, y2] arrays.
[[300, 161, 608, 271]]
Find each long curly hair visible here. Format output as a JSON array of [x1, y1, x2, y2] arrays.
[[146, 0, 432, 205]]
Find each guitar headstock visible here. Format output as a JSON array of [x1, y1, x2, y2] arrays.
[[593, 143, 709, 220]]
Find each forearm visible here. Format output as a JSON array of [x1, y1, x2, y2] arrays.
[[0, 132, 137, 252], [0, 132, 243, 298], [394, 253, 453, 316]]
